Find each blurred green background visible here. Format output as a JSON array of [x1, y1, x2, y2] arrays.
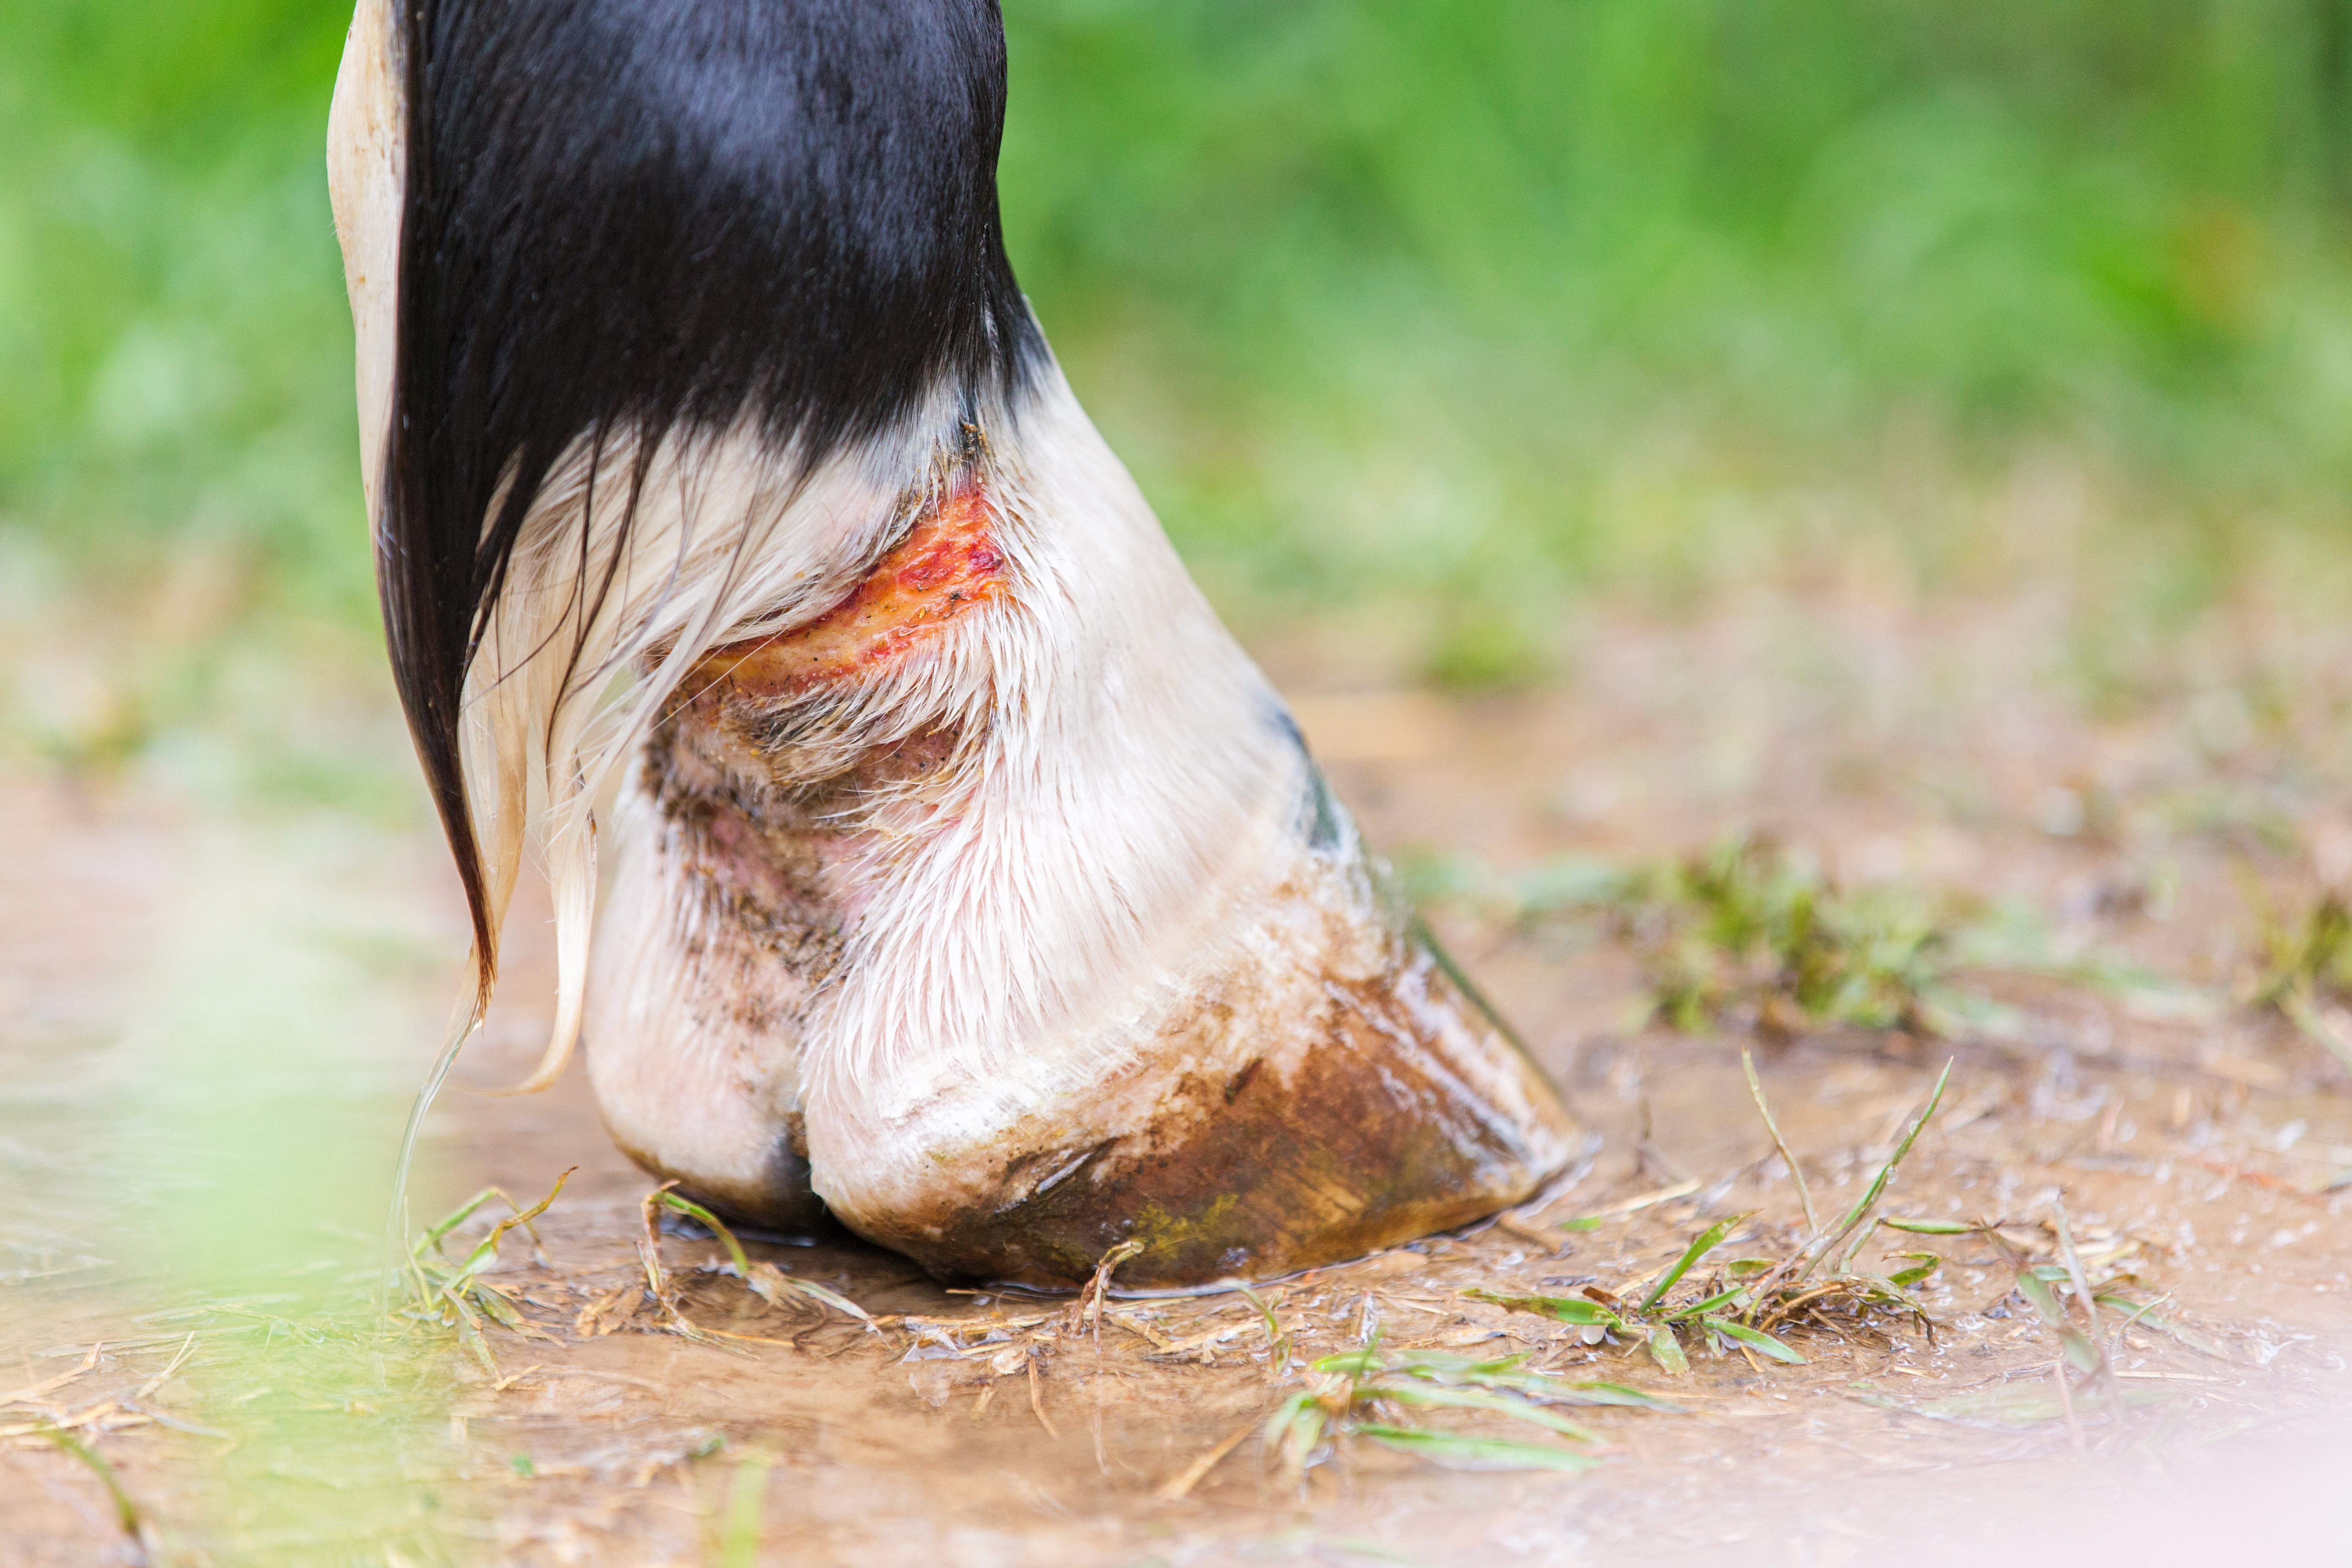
[[5, 0, 2352, 772]]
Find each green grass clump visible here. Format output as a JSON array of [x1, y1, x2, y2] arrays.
[[1416, 836, 2194, 1041], [1422, 609, 1551, 694], [1622, 839, 1962, 1035], [404, 1169, 573, 1369], [2246, 885, 2352, 1005], [1479, 1062, 1954, 1375], [1263, 1341, 1681, 1480], [1421, 837, 1997, 1037], [2240, 881, 2352, 1072]]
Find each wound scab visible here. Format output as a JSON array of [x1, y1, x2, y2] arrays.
[[697, 486, 1003, 695]]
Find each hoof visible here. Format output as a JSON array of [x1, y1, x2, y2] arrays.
[[576, 403, 1578, 1286], [841, 931, 1574, 1290]]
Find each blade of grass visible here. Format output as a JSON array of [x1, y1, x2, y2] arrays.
[[1918, 1384, 2068, 1426], [1554, 1380, 1684, 1411], [1314, 1347, 1386, 1378], [1555, 1179, 1700, 1230], [1068, 1239, 1146, 1343], [1645, 1323, 1689, 1376], [1412, 1363, 1681, 1409], [1320, 1540, 1427, 1568], [1703, 1316, 1806, 1364], [447, 1167, 573, 1285], [1742, 1047, 1818, 1233], [1886, 1254, 1941, 1287], [37, 1424, 144, 1545], [1237, 1283, 1292, 1375], [2051, 1200, 2101, 1339], [661, 1188, 879, 1330], [1155, 1416, 1259, 1501], [1263, 1390, 1332, 1479], [757, 1271, 875, 1329], [1027, 1356, 1058, 1439], [1797, 1060, 1952, 1282], [2015, 1269, 2101, 1374], [1461, 1288, 1626, 1332], [2053, 1200, 2131, 1427], [1354, 1425, 1599, 1473], [2052, 1360, 2084, 1449], [1638, 1211, 1752, 1313], [1360, 1381, 1600, 1440], [718, 1449, 773, 1568], [413, 1187, 506, 1258], [1316, 1347, 1522, 1381], [1850, 1271, 1933, 1322], [1662, 1285, 1750, 1323], [637, 1182, 876, 1336], [652, 1191, 752, 1276], [2095, 1295, 2228, 1359], [1315, 1348, 1684, 1409]]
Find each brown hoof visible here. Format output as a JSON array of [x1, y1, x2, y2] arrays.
[[846, 928, 1574, 1290]]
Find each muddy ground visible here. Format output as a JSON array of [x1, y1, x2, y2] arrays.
[[5, 576, 2352, 1566]]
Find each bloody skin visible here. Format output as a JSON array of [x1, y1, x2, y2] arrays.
[[695, 485, 1004, 696], [616, 479, 1576, 1286]]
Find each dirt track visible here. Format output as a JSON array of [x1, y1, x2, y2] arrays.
[[5, 581, 2351, 1565]]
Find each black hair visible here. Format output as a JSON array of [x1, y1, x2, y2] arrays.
[[379, 0, 1042, 1004]]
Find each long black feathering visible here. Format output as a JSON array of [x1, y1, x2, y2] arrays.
[[377, 0, 1041, 1013]]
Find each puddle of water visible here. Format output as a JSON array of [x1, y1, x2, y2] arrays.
[[0, 796, 502, 1563]]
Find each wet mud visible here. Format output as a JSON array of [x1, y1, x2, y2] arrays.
[[6, 586, 2352, 1565]]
